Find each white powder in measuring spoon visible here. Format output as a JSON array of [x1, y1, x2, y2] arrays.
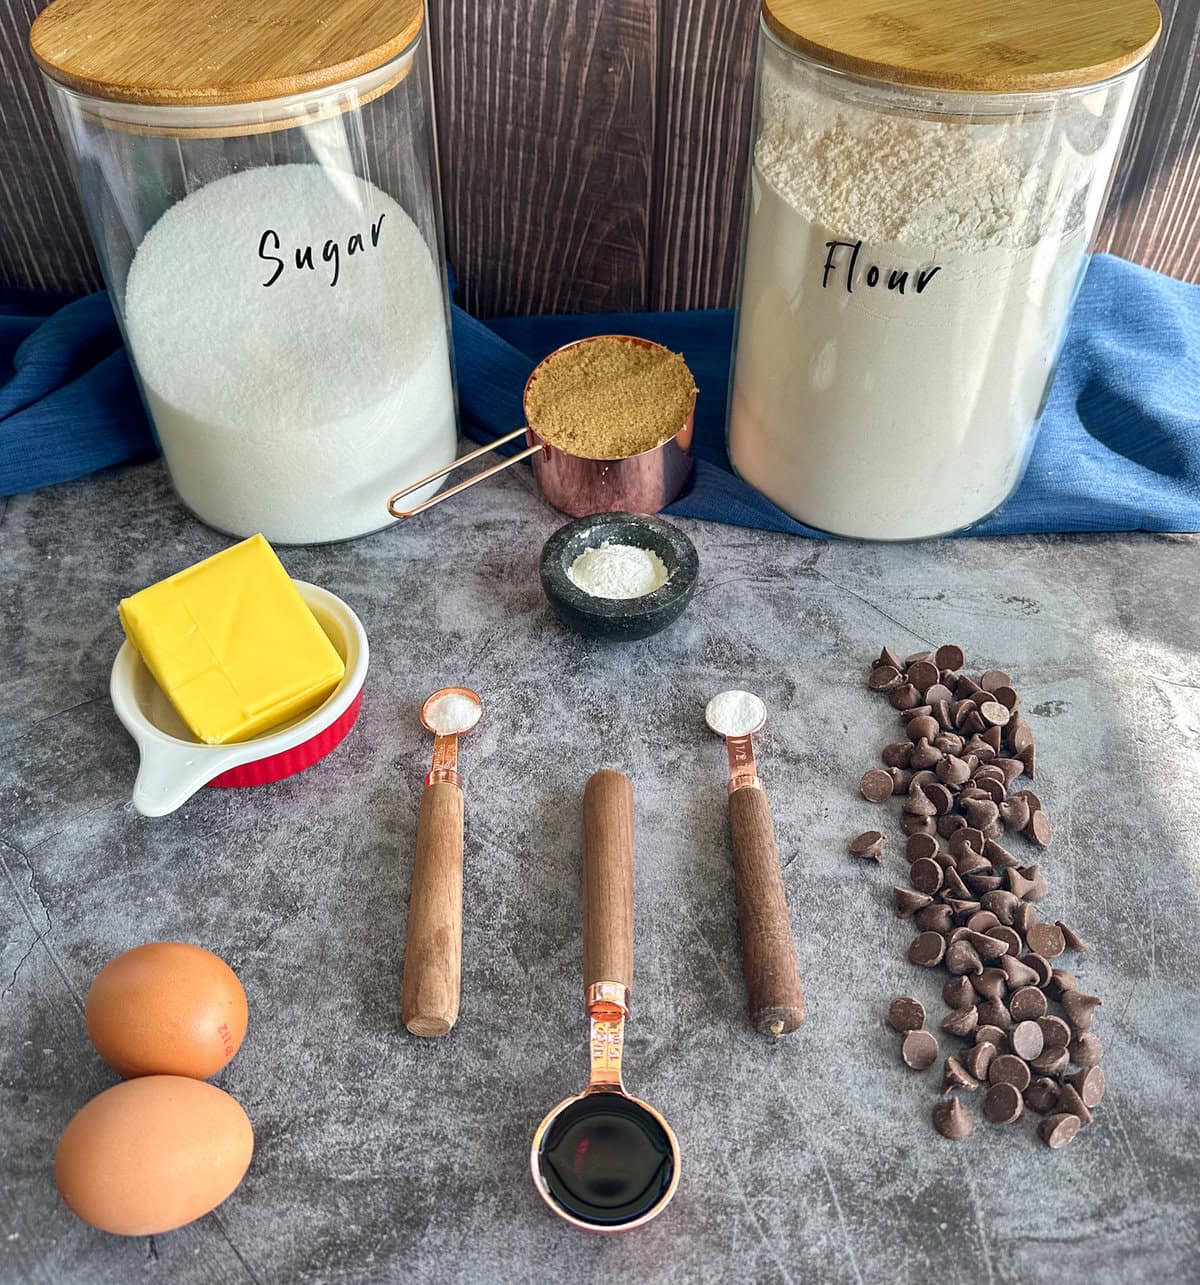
[[729, 57, 1126, 540], [424, 692, 481, 735], [705, 690, 766, 738], [568, 542, 670, 599], [124, 164, 457, 544]]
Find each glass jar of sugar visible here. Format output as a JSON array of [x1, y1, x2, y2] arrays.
[[729, 0, 1160, 540], [32, 0, 457, 544]]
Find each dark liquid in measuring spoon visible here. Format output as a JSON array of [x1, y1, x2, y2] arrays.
[[538, 1093, 674, 1226]]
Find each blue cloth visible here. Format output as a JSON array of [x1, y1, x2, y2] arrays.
[[3, 253, 1199, 535]]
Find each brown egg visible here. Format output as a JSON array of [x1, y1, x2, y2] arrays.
[[86, 942, 248, 1079], [56, 1076, 253, 1235]]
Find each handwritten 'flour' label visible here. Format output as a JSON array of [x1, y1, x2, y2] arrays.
[[258, 212, 387, 289], [821, 239, 941, 297]]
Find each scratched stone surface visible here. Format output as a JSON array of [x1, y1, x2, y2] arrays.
[[2, 461, 1199, 1285]]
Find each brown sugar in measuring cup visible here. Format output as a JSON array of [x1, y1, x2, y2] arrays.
[[387, 335, 696, 520]]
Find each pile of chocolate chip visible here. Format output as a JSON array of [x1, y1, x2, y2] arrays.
[[853, 645, 1104, 1147]]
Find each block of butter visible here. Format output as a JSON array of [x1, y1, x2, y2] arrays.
[[118, 534, 345, 745]]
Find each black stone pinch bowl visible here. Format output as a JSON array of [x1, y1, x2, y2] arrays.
[[539, 513, 699, 641]]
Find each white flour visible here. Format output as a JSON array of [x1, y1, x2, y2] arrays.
[[705, 690, 766, 738], [124, 165, 457, 544], [729, 59, 1124, 540], [568, 542, 669, 599], [424, 691, 481, 735]]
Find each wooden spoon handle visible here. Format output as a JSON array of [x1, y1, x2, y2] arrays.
[[401, 781, 464, 1037], [728, 785, 805, 1036], [583, 770, 634, 992]]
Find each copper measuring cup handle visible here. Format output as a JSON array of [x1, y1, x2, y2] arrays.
[[387, 427, 548, 518], [727, 782, 805, 1037]]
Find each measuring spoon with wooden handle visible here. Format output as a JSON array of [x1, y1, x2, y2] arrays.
[[705, 690, 805, 1037], [401, 687, 482, 1037]]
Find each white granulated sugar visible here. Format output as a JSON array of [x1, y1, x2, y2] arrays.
[[705, 690, 766, 738], [424, 692, 480, 735], [124, 164, 457, 544], [567, 542, 669, 600], [729, 58, 1128, 540]]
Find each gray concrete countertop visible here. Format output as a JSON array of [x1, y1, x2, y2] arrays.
[[3, 462, 1199, 1285]]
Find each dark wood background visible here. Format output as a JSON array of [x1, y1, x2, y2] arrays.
[[2, 0, 1198, 315]]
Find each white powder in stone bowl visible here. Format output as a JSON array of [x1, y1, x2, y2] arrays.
[[705, 690, 766, 738], [567, 542, 670, 600], [123, 164, 457, 544], [424, 692, 481, 735]]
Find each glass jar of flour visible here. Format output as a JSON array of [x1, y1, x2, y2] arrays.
[[729, 0, 1160, 540], [32, 0, 456, 544]]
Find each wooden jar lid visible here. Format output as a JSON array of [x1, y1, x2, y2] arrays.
[[761, 0, 1161, 94], [31, 0, 424, 106]]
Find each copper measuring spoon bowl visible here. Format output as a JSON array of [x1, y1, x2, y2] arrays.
[[530, 770, 681, 1232], [387, 336, 696, 521]]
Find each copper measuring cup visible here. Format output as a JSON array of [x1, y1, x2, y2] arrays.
[[530, 770, 680, 1231], [400, 687, 482, 1037], [705, 691, 805, 1037], [387, 336, 696, 520]]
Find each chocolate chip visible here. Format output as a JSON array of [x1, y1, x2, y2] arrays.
[[1024, 1077, 1061, 1114], [1016, 864, 1049, 902], [955, 848, 991, 877], [1023, 953, 1054, 987], [971, 968, 1008, 1001], [902, 786, 938, 817], [900, 813, 937, 838], [869, 664, 903, 691], [1069, 1033, 1104, 1068], [1010, 1019, 1045, 1062], [998, 797, 1031, 831], [989, 926, 1024, 957], [1027, 810, 1052, 846], [942, 896, 980, 920], [984, 1082, 1024, 1124], [999, 957, 1040, 989], [889, 767, 914, 794], [1012, 902, 1036, 936], [933, 731, 964, 755], [1056, 1083, 1093, 1125], [914, 903, 955, 934], [882, 742, 913, 768], [878, 646, 902, 670], [984, 839, 1020, 869], [941, 1006, 979, 1038], [980, 669, 1012, 693], [979, 700, 1011, 728], [937, 814, 967, 837], [943, 975, 976, 1009], [908, 931, 947, 968], [1029, 1045, 1069, 1076], [975, 998, 1013, 1031], [988, 1054, 1032, 1092], [1068, 1066, 1105, 1107], [924, 684, 956, 708], [1007, 867, 1040, 900], [1038, 1016, 1072, 1049], [979, 890, 1021, 926], [887, 996, 927, 1033], [991, 685, 1020, 710], [901, 1029, 939, 1069], [963, 1042, 996, 1080], [963, 931, 1009, 960], [1056, 921, 1088, 952], [860, 769, 894, 802], [1038, 1113, 1081, 1148], [890, 683, 922, 711], [899, 704, 934, 724], [1013, 787, 1043, 812], [1061, 991, 1102, 1032], [849, 831, 886, 861], [1025, 922, 1065, 958], [932, 1095, 974, 1140], [973, 775, 1007, 804], [965, 873, 1003, 895], [1017, 744, 1037, 778], [1047, 969, 1077, 996], [941, 868, 970, 899], [894, 887, 933, 918], [906, 715, 940, 744], [935, 645, 965, 670], [923, 782, 956, 814], [966, 910, 1000, 934], [956, 675, 984, 699], [942, 1056, 979, 1093], [905, 858, 941, 896], [933, 755, 970, 789], [1008, 987, 1048, 1022], [962, 798, 1000, 830], [949, 828, 987, 858], [974, 1025, 1008, 1049], [905, 833, 939, 862], [945, 940, 984, 976], [908, 660, 941, 694]]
